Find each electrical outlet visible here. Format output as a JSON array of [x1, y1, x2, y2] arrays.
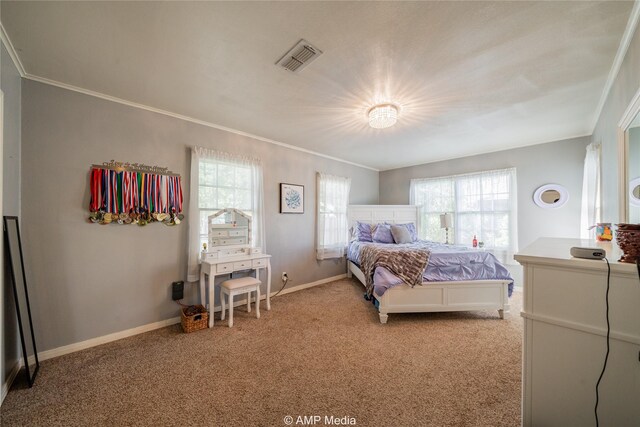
[[282, 272, 288, 282]]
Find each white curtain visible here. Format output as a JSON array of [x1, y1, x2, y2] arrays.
[[580, 143, 601, 239], [187, 147, 265, 282], [410, 177, 455, 242], [316, 173, 351, 260], [410, 168, 518, 264]]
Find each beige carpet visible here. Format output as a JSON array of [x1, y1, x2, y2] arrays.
[[1, 278, 522, 427]]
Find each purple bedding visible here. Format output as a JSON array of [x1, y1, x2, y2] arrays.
[[347, 240, 514, 297]]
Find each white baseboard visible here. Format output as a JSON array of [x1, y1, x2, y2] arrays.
[[31, 274, 347, 364], [273, 273, 346, 296], [1, 360, 21, 406], [37, 316, 181, 362], [208, 273, 347, 312]]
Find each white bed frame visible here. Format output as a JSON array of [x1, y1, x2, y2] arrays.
[[347, 205, 510, 324]]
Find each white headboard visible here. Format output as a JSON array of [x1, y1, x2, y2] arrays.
[[347, 205, 418, 227]]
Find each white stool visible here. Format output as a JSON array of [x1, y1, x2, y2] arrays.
[[220, 277, 261, 328]]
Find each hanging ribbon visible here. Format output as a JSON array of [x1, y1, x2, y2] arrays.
[[88, 166, 183, 222]]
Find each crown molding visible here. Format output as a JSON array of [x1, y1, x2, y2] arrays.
[[617, 85, 640, 129], [0, 22, 26, 77], [591, 1, 640, 133], [25, 73, 378, 172]]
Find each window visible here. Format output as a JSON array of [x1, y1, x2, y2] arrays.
[[197, 158, 252, 247], [410, 168, 517, 263], [316, 173, 351, 260], [187, 148, 264, 281]]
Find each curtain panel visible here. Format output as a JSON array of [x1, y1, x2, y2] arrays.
[[580, 143, 601, 239], [316, 173, 351, 260]]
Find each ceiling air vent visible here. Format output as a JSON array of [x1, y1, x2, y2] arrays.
[[276, 39, 323, 73]]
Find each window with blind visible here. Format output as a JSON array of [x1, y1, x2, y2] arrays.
[[410, 168, 518, 263]]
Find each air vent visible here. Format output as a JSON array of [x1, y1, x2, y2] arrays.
[[276, 39, 323, 73]]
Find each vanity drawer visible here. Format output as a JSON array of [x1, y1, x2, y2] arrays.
[[209, 229, 229, 238], [233, 260, 252, 270], [252, 258, 267, 268], [212, 237, 247, 246], [228, 229, 247, 237], [216, 263, 234, 273]]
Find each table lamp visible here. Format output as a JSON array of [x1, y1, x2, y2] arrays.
[[440, 213, 453, 244]]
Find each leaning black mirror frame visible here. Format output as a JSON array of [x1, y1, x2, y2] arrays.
[[3, 216, 39, 387]]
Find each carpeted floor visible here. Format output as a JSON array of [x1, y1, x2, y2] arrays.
[[1, 278, 522, 427]]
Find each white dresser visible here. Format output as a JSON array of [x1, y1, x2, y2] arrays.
[[515, 238, 640, 426]]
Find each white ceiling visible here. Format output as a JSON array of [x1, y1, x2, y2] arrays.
[[1, 1, 634, 170]]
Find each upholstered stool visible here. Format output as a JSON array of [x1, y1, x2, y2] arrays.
[[220, 277, 261, 328]]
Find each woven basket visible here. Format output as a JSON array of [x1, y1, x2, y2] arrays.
[[181, 305, 209, 333], [615, 224, 640, 263]]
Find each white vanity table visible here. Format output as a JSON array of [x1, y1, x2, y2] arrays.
[[199, 208, 272, 327], [199, 253, 271, 328], [515, 238, 640, 426]]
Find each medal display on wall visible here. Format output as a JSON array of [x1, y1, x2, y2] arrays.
[[88, 160, 184, 226]]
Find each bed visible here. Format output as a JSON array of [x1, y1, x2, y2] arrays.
[[347, 205, 513, 323]]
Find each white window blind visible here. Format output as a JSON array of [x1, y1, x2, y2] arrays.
[[410, 167, 518, 264], [316, 173, 351, 260], [187, 148, 265, 281]]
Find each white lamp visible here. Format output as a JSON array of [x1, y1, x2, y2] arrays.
[[440, 213, 453, 244]]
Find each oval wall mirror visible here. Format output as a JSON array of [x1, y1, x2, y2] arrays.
[[629, 177, 640, 207], [533, 184, 569, 209]]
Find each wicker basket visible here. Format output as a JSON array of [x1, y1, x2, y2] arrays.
[[181, 305, 209, 333], [615, 224, 640, 263]]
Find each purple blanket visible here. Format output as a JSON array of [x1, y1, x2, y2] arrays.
[[348, 240, 514, 297]]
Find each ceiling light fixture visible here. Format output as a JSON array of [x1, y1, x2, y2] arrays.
[[368, 104, 399, 129]]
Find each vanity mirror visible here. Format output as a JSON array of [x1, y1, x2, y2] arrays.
[[533, 184, 569, 209], [618, 89, 640, 222]]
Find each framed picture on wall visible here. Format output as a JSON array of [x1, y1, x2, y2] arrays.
[[280, 183, 304, 214]]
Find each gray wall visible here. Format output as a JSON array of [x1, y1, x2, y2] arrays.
[[379, 136, 590, 253], [1, 44, 21, 388], [21, 80, 378, 352], [592, 21, 640, 223]]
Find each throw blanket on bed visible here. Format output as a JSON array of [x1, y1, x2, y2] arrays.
[[360, 245, 430, 297]]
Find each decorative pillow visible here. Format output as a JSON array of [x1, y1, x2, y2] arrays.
[[394, 222, 418, 241], [355, 221, 373, 242], [390, 225, 413, 244], [372, 223, 395, 244]]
